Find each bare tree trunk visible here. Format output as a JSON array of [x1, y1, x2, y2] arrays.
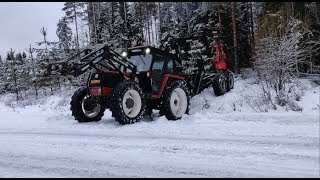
[[92, 2, 97, 46], [34, 80, 38, 99], [154, 16, 159, 43], [146, 2, 151, 44], [310, 52, 313, 74], [246, 2, 250, 43], [13, 67, 18, 101], [73, 4, 80, 49], [40, 27, 49, 57], [111, 2, 114, 30], [250, 2, 255, 47], [232, 2, 238, 73], [58, 77, 61, 91], [50, 80, 53, 95], [87, 2, 92, 44], [316, 2, 319, 24], [152, 4, 156, 45], [139, 3, 144, 43], [291, 2, 294, 17], [295, 57, 299, 75], [154, 13, 157, 45], [9, 49, 19, 101], [26, 44, 38, 98], [187, 3, 191, 35], [158, 2, 161, 42], [217, 3, 222, 32], [123, 2, 128, 49]]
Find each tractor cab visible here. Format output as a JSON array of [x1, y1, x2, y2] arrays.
[[120, 46, 180, 97]]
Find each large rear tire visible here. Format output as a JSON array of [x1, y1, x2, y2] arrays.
[[70, 87, 105, 123], [160, 80, 190, 120], [213, 73, 227, 96], [110, 80, 146, 125]]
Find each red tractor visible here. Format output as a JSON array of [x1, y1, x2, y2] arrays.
[[46, 32, 234, 125]]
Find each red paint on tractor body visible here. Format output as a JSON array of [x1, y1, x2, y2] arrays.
[[151, 74, 185, 99]]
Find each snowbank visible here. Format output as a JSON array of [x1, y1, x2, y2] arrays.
[[191, 76, 319, 114], [0, 75, 318, 119]]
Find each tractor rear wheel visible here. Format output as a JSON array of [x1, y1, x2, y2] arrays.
[[160, 80, 190, 120], [70, 87, 105, 123], [110, 80, 146, 125], [213, 73, 227, 96]]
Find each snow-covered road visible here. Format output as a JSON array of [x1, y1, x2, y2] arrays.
[[0, 78, 319, 177], [0, 110, 318, 177]]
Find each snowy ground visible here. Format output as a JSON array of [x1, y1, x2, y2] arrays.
[[0, 77, 319, 177]]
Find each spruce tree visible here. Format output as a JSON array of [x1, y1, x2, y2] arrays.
[[62, 2, 86, 49], [56, 16, 73, 53]]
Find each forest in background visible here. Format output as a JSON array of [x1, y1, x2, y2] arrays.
[[0, 2, 319, 111]]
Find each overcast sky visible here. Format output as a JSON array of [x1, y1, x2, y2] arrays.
[[0, 2, 64, 59]]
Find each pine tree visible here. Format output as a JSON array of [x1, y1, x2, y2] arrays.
[[159, 2, 176, 51], [133, 2, 146, 46], [231, 2, 238, 73], [62, 2, 86, 49], [26, 45, 39, 98], [236, 2, 252, 68], [35, 27, 59, 94], [56, 16, 73, 52], [5, 49, 19, 100], [126, 3, 144, 47], [96, 3, 109, 44]]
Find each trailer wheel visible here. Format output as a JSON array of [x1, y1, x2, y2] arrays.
[[213, 74, 227, 96], [110, 80, 146, 125], [161, 80, 190, 120], [226, 71, 234, 92], [70, 87, 105, 123]]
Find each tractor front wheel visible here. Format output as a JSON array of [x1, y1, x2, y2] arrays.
[[70, 87, 105, 123], [110, 80, 146, 125]]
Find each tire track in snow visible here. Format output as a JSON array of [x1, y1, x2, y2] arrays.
[[0, 130, 318, 148], [0, 130, 318, 177]]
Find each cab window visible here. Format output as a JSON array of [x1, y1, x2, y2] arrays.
[[167, 60, 173, 73]]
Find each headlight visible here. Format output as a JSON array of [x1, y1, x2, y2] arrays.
[[121, 51, 128, 57], [145, 48, 151, 54]]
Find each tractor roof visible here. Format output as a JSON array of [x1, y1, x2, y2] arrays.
[[126, 45, 173, 57]]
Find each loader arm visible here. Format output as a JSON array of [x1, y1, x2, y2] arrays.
[[45, 44, 137, 78]]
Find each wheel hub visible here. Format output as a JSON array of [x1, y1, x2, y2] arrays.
[[84, 99, 96, 110], [122, 89, 142, 118], [125, 98, 134, 109], [174, 99, 178, 106], [170, 88, 188, 118], [81, 95, 101, 118]]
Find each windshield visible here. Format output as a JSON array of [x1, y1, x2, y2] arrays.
[[127, 54, 152, 72]]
